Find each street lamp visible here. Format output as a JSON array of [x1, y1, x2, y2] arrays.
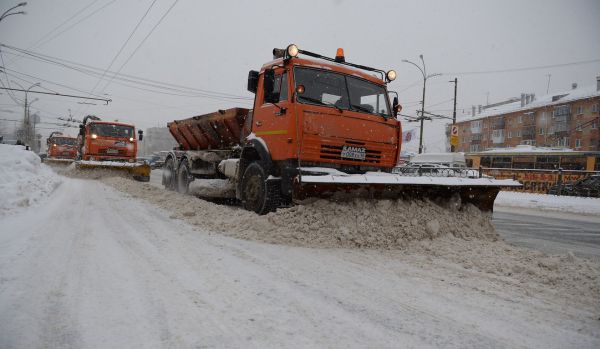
[[402, 55, 441, 154], [0, 2, 27, 22]]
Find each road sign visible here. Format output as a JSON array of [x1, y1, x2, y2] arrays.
[[450, 125, 459, 146]]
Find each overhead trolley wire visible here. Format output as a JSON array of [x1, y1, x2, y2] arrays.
[[88, 0, 158, 96], [98, 0, 179, 93], [1, 44, 253, 101]]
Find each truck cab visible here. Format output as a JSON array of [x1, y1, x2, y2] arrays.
[[240, 45, 401, 210], [78, 116, 142, 162], [46, 132, 78, 160], [246, 45, 402, 174]]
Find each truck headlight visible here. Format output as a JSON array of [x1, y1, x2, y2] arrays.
[[287, 44, 299, 58], [386, 70, 397, 82], [129, 137, 134, 142], [91, 134, 98, 139]]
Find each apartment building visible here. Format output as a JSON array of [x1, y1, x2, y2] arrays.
[[450, 77, 600, 153]]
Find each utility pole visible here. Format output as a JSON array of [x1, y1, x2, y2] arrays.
[[450, 78, 457, 152], [11, 81, 39, 147], [546, 74, 551, 94]]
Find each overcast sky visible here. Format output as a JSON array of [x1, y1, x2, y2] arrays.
[[1, 0, 599, 152]]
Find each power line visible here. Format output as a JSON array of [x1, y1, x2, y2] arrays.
[[25, 0, 104, 52], [99, 0, 179, 93], [0, 87, 111, 104], [36, 0, 118, 48], [89, 0, 158, 96], [0, 48, 22, 104], [446, 58, 600, 76], [1, 44, 252, 100], [2, 67, 108, 99]]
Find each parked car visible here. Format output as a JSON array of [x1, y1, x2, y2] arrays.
[[394, 163, 457, 177], [548, 175, 600, 197], [138, 155, 161, 169], [393, 163, 483, 178]]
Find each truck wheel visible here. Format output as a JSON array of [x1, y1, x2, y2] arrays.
[[241, 162, 279, 214], [162, 157, 176, 190], [177, 160, 191, 194]]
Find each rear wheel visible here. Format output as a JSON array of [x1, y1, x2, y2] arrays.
[[162, 157, 176, 190], [241, 162, 279, 214], [177, 160, 191, 194]]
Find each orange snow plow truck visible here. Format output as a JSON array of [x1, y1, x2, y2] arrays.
[[45, 131, 78, 165], [163, 45, 520, 214], [76, 115, 150, 181]]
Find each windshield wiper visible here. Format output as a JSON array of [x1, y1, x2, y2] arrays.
[[349, 104, 372, 114], [350, 104, 390, 119], [299, 96, 343, 113]]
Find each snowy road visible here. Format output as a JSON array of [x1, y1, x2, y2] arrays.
[[494, 207, 600, 260], [1, 177, 599, 348]]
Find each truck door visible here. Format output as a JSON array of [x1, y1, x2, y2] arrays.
[[253, 68, 291, 160]]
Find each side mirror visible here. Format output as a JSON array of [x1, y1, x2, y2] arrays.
[[79, 124, 84, 136], [393, 96, 401, 117], [263, 69, 279, 103], [138, 129, 143, 141], [247, 70, 259, 93]]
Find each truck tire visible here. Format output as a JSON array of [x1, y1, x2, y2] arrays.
[[177, 160, 191, 194], [162, 157, 176, 190], [241, 162, 279, 214]]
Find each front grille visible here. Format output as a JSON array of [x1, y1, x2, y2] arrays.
[[98, 148, 127, 155], [319, 142, 382, 164]]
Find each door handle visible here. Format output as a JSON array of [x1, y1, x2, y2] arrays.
[[255, 121, 262, 126]]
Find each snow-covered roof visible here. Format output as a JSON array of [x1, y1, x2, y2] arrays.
[[460, 85, 600, 122]]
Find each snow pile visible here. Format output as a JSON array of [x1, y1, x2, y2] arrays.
[[103, 177, 497, 248], [0, 144, 62, 216], [495, 191, 600, 215]]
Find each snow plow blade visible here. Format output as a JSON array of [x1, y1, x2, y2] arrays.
[[75, 160, 151, 182], [293, 171, 522, 212], [43, 158, 75, 166]]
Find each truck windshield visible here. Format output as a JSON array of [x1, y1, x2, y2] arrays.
[[294, 67, 391, 117], [91, 124, 134, 138], [52, 137, 77, 145]]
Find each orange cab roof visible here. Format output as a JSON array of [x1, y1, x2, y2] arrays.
[[89, 120, 135, 128], [261, 56, 386, 86]]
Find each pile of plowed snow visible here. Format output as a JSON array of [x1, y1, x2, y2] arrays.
[[102, 177, 497, 248], [0, 144, 62, 216]]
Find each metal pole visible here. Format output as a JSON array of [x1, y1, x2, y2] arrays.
[[450, 78, 457, 152], [418, 78, 426, 154], [23, 92, 28, 145]]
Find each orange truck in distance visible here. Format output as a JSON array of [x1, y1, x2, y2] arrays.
[[76, 115, 150, 181], [46, 131, 77, 162], [163, 44, 520, 214]]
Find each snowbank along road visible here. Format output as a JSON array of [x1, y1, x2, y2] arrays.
[[1, 145, 599, 348]]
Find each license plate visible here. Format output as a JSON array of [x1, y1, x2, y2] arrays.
[[341, 145, 366, 160], [62, 152, 70, 156], [106, 148, 118, 154]]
